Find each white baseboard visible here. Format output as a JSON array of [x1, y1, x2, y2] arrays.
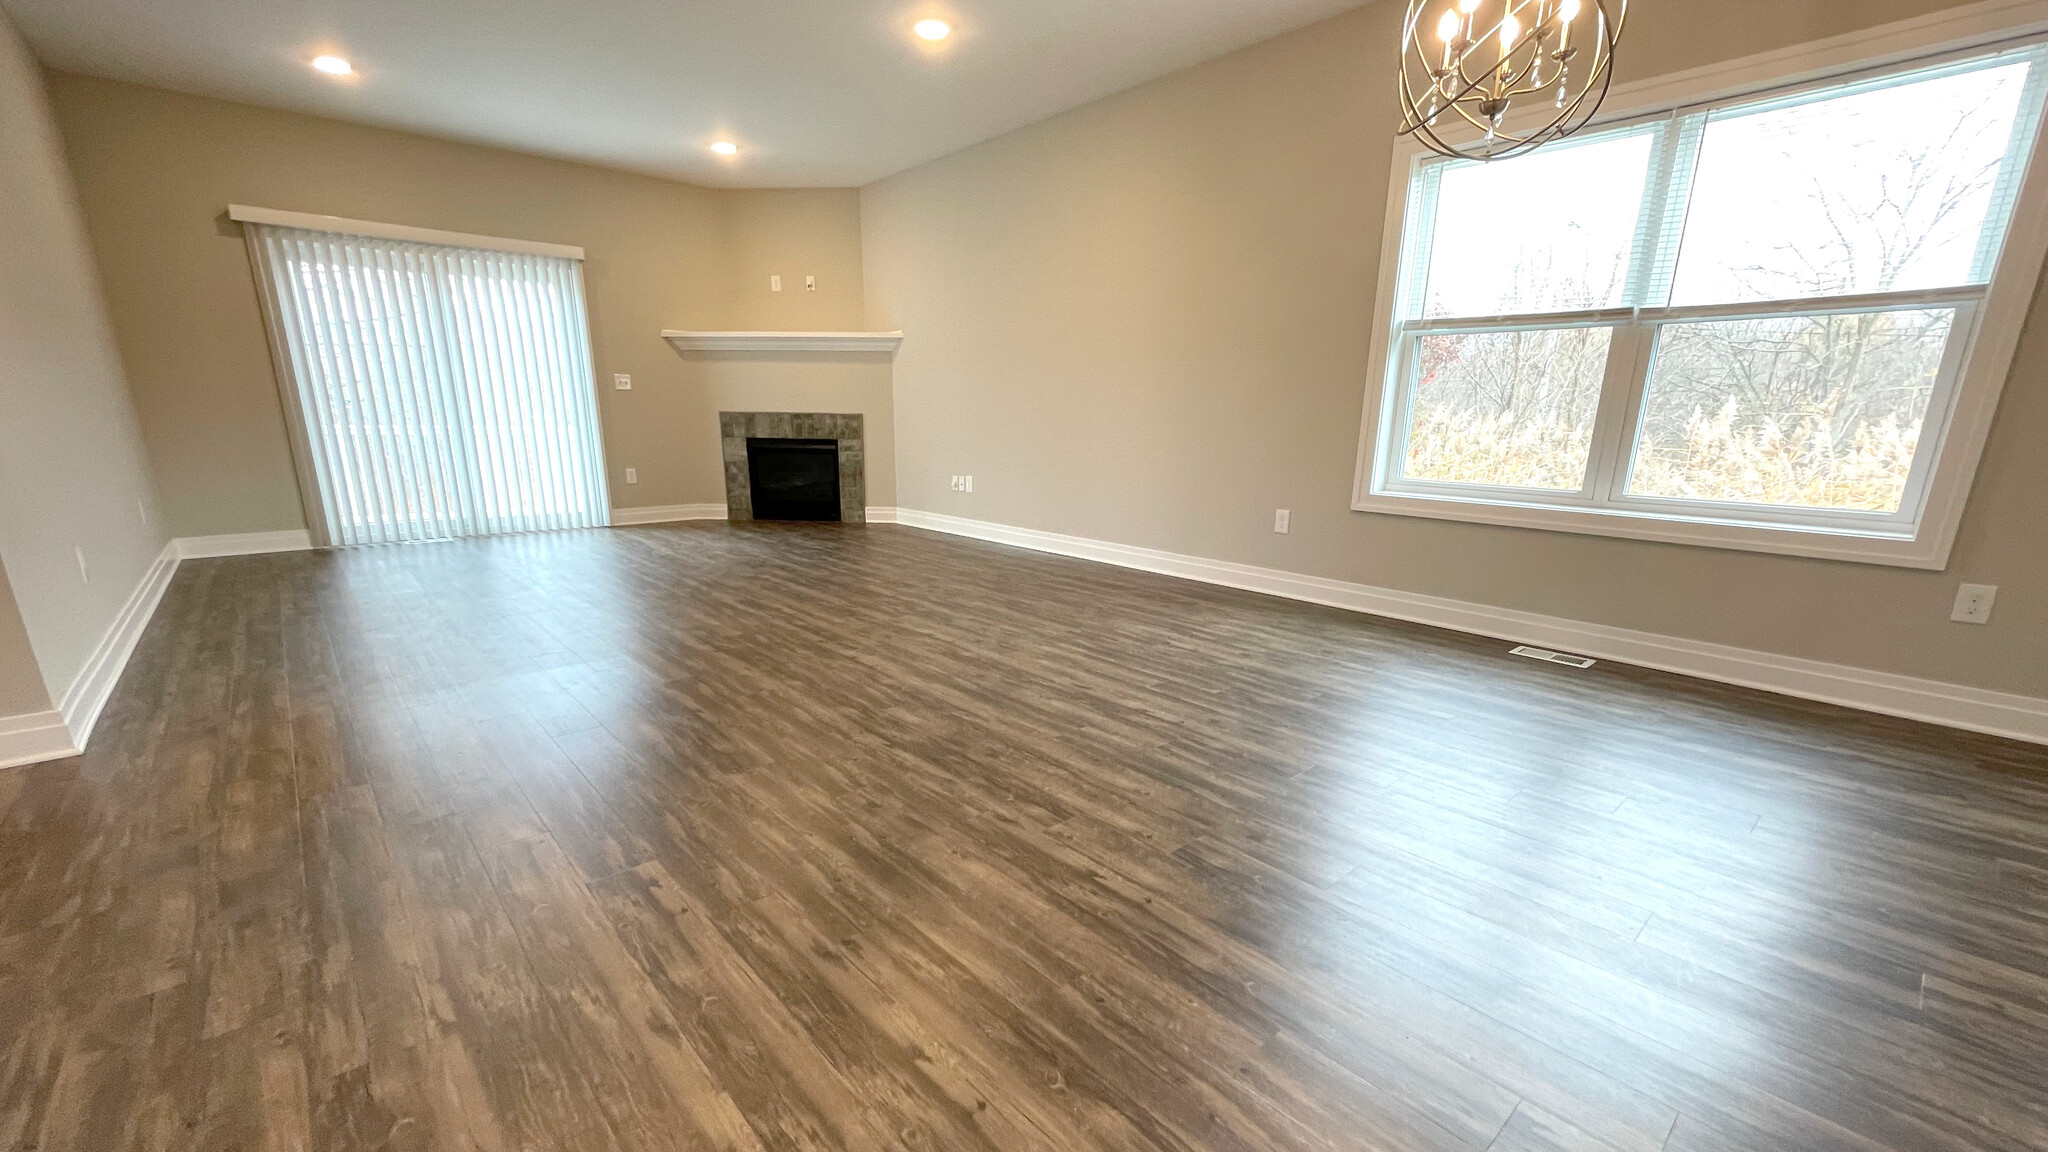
[[890, 508, 2048, 745], [0, 709, 79, 770], [47, 523, 335, 759], [57, 540, 181, 749], [174, 529, 314, 558], [610, 504, 729, 526]]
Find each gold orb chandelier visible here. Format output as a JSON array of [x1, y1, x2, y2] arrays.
[[1398, 0, 1626, 161]]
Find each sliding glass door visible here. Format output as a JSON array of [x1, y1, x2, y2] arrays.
[[245, 225, 609, 546]]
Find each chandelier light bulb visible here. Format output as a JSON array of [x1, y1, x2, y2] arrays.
[[1436, 9, 1462, 41], [1499, 14, 1520, 47], [1559, 0, 1580, 20], [1458, 0, 1482, 12]]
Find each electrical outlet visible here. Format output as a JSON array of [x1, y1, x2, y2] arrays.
[[1951, 583, 1997, 624], [613, 373, 632, 390], [770, 275, 782, 292], [624, 468, 638, 484], [74, 545, 89, 584], [1273, 509, 1290, 534], [949, 475, 975, 493], [805, 275, 816, 292]]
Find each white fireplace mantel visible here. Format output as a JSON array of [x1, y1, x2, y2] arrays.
[[661, 330, 903, 353]]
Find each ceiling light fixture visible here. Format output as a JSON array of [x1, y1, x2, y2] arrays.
[[913, 18, 951, 40], [710, 140, 738, 155], [1397, 0, 1625, 160], [311, 55, 354, 76]]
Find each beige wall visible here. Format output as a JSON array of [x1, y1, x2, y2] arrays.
[[862, 0, 2048, 698], [0, 566, 52, 718], [43, 72, 880, 535], [724, 189, 869, 331], [0, 12, 165, 717]]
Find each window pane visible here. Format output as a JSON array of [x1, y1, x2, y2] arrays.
[[1627, 309, 1955, 512], [1403, 327, 1612, 490], [1670, 62, 2033, 305], [1423, 132, 1654, 318]]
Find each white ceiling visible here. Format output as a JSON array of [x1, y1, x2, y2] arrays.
[[6, 0, 1364, 187]]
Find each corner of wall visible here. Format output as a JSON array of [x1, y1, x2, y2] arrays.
[[1, 6, 172, 755]]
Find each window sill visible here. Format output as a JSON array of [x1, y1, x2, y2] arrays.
[[1351, 488, 1945, 568]]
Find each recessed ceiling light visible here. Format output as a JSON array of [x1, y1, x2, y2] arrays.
[[913, 19, 951, 40], [710, 141, 738, 156], [311, 55, 353, 76]]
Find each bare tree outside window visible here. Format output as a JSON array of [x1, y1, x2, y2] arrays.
[[1396, 60, 2030, 510], [1405, 325, 1612, 488], [1629, 309, 1952, 510], [1624, 65, 2026, 510], [1401, 133, 1643, 489]]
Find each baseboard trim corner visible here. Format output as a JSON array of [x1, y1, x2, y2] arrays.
[[57, 540, 181, 750], [610, 504, 730, 526], [0, 709, 79, 770], [890, 508, 2048, 745], [174, 529, 315, 558]]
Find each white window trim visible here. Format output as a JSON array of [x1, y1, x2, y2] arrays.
[[227, 204, 585, 261], [1350, 0, 2048, 569]]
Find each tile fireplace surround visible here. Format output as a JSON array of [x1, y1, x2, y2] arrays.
[[719, 411, 866, 523]]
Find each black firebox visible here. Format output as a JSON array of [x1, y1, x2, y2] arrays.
[[746, 437, 841, 521]]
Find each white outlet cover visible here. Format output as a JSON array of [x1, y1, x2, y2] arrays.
[[613, 373, 632, 390], [770, 275, 782, 292], [805, 275, 817, 291], [1273, 509, 1290, 533], [625, 468, 638, 484], [1951, 583, 1998, 623]]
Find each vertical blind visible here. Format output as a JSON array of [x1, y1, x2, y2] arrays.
[[245, 224, 609, 546]]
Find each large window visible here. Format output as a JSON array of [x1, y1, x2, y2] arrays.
[[244, 222, 610, 547], [1358, 43, 2048, 564]]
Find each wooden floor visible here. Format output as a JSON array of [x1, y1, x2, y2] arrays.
[[3, 523, 2046, 1152]]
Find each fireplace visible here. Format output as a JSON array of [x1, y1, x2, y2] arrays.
[[746, 438, 841, 521], [719, 412, 865, 522]]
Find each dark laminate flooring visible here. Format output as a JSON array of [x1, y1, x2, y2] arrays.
[[3, 522, 2046, 1152]]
